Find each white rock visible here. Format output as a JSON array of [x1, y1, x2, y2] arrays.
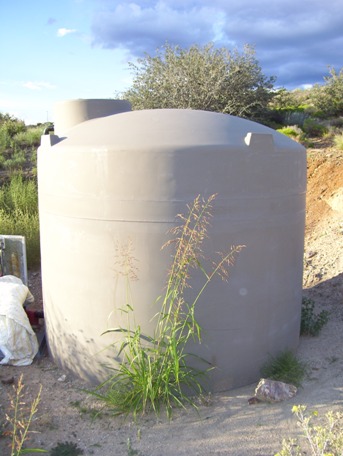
[[255, 378, 297, 403]]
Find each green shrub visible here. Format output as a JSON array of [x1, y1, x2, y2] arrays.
[[333, 132, 343, 150], [0, 117, 26, 138], [260, 350, 307, 387], [276, 405, 343, 456], [302, 118, 329, 137], [301, 297, 329, 336], [12, 126, 43, 148], [2, 149, 26, 171], [50, 442, 84, 456], [277, 126, 303, 139], [90, 195, 243, 417]]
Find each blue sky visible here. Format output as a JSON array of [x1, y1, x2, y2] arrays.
[[1, 0, 342, 125]]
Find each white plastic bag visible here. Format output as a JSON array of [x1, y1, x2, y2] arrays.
[[0, 275, 39, 366]]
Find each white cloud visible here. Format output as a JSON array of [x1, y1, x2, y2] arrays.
[[57, 28, 77, 37], [23, 81, 56, 91]]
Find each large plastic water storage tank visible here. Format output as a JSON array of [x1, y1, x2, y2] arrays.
[[38, 101, 306, 391]]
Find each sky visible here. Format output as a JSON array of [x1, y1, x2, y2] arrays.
[[0, 0, 342, 125]]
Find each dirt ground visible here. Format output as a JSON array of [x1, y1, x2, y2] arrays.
[[0, 141, 342, 456]]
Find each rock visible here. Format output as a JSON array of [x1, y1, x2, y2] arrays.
[[57, 374, 67, 382], [254, 378, 297, 403], [1, 376, 15, 385]]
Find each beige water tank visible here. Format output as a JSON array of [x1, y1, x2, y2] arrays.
[[53, 98, 131, 135], [38, 102, 306, 391]]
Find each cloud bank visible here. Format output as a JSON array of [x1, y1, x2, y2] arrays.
[[90, 0, 343, 88]]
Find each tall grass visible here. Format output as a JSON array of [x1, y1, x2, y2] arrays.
[[90, 195, 243, 417], [333, 132, 343, 150], [0, 174, 40, 268], [12, 127, 43, 148], [260, 350, 307, 387]]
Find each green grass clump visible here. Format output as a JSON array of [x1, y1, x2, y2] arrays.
[[12, 126, 43, 148], [277, 126, 303, 139], [333, 132, 343, 150], [261, 350, 307, 387], [0, 174, 40, 268], [50, 442, 84, 456], [90, 195, 243, 418], [301, 297, 329, 336], [2, 149, 26, 171]]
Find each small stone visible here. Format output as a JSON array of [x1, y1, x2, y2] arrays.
[[57, 374, 67, 382], [248, 396, 261, 405], [255, 378, 297, 403], [1, 376, 15, 385], [306, 251, 317, 259]]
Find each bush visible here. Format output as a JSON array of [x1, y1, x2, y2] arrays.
[[50, 441, 84, 456], [277, 126, 303, 139], [260, 350, 307, 387], [12, 126, 43, 148], [311, 67, 343, 117], [2, 149, 26, 171], [123, 42, 276, 120], [301, 297, 329, 336], [276, 405, 343, 456], [302, 118, 329, 137]]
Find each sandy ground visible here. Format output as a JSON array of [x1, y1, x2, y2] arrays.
[[0, 145, 342, 456]]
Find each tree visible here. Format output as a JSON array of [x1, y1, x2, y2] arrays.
[[311, 67, 343, 117], [122, 43, 276, 120]]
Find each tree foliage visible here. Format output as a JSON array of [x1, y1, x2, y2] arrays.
[[311, 67, 343, 117], [269, 67, 343, 119], [123, 43, 276, 120], [0, 113, 25, 138]]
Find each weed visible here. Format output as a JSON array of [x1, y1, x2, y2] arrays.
[[2, 149, 26, 172], [260, 350, 307, 387], [69, 400, 102, 420], [302, 118, 329, 137], [277, 126, 303, 139], [301, 297, 329, 336], [50, 441, 84, 456], [3, 374, 47, 455], [333, 132, 343, 150], [12, 127, 42, 148], [127, 437, 139, 456], [329, 116, 343, 128], [275, 405, 343, 456], [90, 195, 243, 417]]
